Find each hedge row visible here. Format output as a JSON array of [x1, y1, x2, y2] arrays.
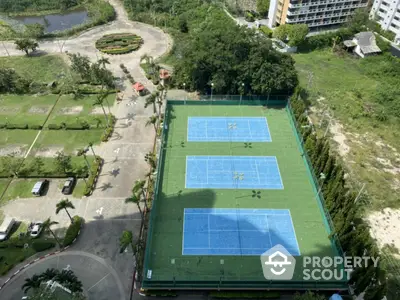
[[101, 114, 116, 142], [63, 216, 83, 247], [31, 239, 56, 252], [0, 124, 42, 130], [47, 122, 90, 130], [83, 156, 102, 196]]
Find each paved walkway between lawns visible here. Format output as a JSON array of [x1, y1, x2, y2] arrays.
[[0, 0, 171, 299]]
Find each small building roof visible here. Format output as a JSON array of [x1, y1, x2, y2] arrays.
[[132, 82, 145, 91], [354, 32, 381, 54], [159, 69, 170, 79]]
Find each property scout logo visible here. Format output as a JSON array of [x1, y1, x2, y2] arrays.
[[260, 244, 379, 280]]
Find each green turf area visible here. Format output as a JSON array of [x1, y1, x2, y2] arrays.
[[31, 130, 103, 154], [0, 130, 38, 147], [144, 102, 340, 288], [0, 55, 69, 82], [0, 179, 38, 205], [0, 94, 59, 125]]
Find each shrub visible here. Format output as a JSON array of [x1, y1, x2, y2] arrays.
[[83, 157, 102, 196], [129, 77, 135, 84], [259, 25, 273, 38], [100, 114, 116, 142], [63, 216, 83, 247], [119, 63, 125, 68], [48, 124, 62, 130], [65, 123, 90, 130], [31, 239, 56, 252], [245, 11, 255, 22], [6, 124, 28, 129], [0, 123, 6, 129], [28, 124, 43, 130]]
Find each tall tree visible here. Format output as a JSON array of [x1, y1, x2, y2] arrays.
[[42, 218, 61, 247], [119, 230, 135, 253], [125, 193, 143, 220], [14, 38, 39, 55], [146, 115, 158, 132], [145, 92, 158, 114], [77, 149, 92, 174], [93, 93, 109, 126], [287, 24, 309, 47], [56, 198, 75, 223], [21, 275, 42, 294], [24, 23, 45, 39], [68, 53, 91, 81], [54, 151, 72, 174]]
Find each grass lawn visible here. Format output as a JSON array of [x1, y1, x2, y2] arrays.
[[294, 50, 400, 209], [48, 94, 115, 127], [72, 180, 87, 198], [0, 179, 37, 205], [0, 94, 60, 126], [31, 130, 104, 154], [0, 130, 38, 147], [0, 54, 69, 83]]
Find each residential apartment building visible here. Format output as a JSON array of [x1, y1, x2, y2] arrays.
[[370, 0, 400, 44], [268, 0, 369, 29]]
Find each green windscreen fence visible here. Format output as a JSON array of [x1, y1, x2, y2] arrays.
[[142, 97, 346, 290]]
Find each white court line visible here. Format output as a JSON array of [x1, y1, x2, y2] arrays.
[[288, 210, 301, 255], [184, 156, 188, 189], [182, 208, 186, 255], [208, 214, 211, 249], [264, 117, 272, 142], [273, 156, 285, 190], [254, 160, 261, 184], [247, 120, 253, 139], [265, 214, 274, 249]]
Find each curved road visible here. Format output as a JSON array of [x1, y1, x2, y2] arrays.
[[0, 1, 171, 300]]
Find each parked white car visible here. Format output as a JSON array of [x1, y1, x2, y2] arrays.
[[29, 222, 43, 238]]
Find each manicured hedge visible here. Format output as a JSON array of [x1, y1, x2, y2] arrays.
[[101, 114, 116, 142], [83, 156, 102, 196], [63, 216, 83, 247], [95, 33, 143, 55], [31, 239, 56, 252]]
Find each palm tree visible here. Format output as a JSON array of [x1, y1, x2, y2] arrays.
[[42, 218, 61, 247], [144, 92, 158, 113], [21, 274, 42, 293], [93, 93, 109, 126], [125, 193, 143, 220], [77, 149, 92, 175], [97, 57, 110, 69], [146, 115, 158, 132], [132, 179, 148, 210], [88, 142, 96, 157], [119, 230, 135, 254], [40, 268, 59, 282], [94, 116, 103, 128], [56, 198, 75, 223]]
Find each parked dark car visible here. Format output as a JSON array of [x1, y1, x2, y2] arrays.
[[62, 177, 76, 195], [31, 180, 49, 196]]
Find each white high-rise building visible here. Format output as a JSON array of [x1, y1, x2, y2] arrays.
[[370, 0, 400, 44], [268, 0, 368, 30]]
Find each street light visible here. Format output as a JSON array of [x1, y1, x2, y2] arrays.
[[183, 83, 186, 102], [239, 82, 244, 105], [211, 82, 214, 101]]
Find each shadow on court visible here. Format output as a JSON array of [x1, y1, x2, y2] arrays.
[[144, 188, 343, 288]]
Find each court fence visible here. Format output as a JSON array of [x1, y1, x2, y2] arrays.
[[141, 97, 346, 290]]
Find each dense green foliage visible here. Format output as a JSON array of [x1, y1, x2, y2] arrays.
[[83, 156, 102, 195], [31, 240, 56, 252], [0, 0, 80, 13], [291, 88, 387, 300], [63, 215, 83, 246], [273, 24, 309, 47], [14, 38, 39, 55], [256, 0, 270, 17], [95, 33, 143, 55], [0, 68, 30, 93], [123, 0, 297, 95]]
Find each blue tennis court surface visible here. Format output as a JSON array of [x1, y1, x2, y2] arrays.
[[185, 156, 283, 189], [183, 208, 300, 256], [187, 117, 271, 142]]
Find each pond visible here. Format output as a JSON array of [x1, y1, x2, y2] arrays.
[[13, 8, 89, 33]]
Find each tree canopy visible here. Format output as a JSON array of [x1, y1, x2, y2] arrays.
[[256, 0, 270, 17], [0, 0, 80, 13], [172, 9, 298, 95], [273, 24, 309, 46]]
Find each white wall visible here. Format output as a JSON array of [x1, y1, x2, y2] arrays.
[[370, 0, 400, 44], [268, 0, 279, 28]]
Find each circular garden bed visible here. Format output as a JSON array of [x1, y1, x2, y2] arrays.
[[95, 33, 143, 55]]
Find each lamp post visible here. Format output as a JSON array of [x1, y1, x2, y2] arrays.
[[183, 83, 186, 102], [239, 82, 244, 105], [211, 82, 214, 101]]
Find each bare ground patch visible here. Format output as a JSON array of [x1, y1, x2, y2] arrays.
[[367, 208, 400, 251], [58, 106, 83, 115], [32, 146, 64, 158], [0, 107, 20, 114], [28, 106, 51, 114], [0, 145, 27, 157], [90, 107, 106, 114]]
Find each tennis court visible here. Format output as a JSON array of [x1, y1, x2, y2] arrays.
[[183, 208, 300, 256], [185, 156, 283, 189], [187, 117, 271, 142]]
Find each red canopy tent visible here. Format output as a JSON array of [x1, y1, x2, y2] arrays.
[[132, 82, 145, 92]]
